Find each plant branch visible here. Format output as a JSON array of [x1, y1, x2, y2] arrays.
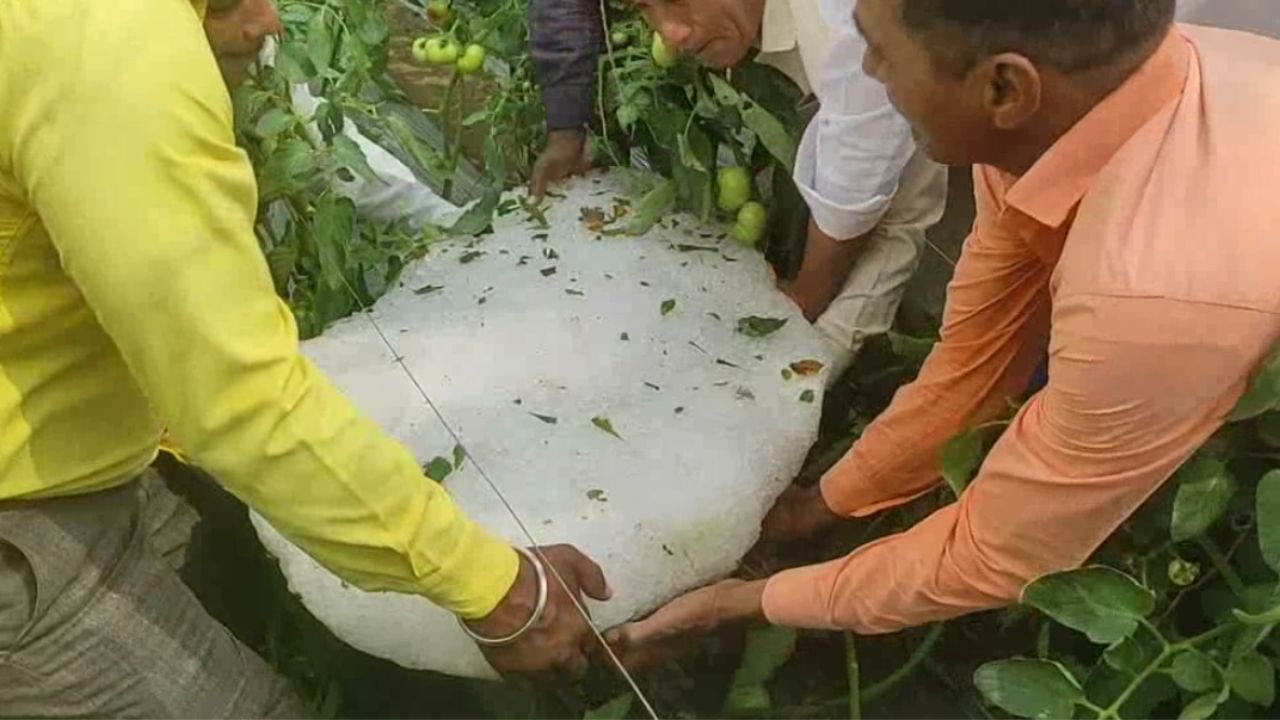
[[845, 632, 862, 720], [1197, 536, 1247, 599], [862, 624, 946, 703]]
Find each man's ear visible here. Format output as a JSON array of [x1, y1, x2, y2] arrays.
[[977, 52, 1043, 131]]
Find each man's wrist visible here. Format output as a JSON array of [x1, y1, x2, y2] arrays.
[[466, 550, 537, 637], [720, 579, 769, 623]]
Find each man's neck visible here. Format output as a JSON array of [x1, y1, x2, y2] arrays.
[[995, 35, 1169, 177]]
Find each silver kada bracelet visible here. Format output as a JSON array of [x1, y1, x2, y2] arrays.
[[458, 546, 549, 646]]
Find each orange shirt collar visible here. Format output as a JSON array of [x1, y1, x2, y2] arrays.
[[1005, 28, 1193, 229]]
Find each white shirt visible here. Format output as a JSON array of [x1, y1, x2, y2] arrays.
[[760, 0, 918, 240]]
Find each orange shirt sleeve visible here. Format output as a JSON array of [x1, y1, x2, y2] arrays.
[[763, 290, 1276, 632], [818, 166, 1052, 519]]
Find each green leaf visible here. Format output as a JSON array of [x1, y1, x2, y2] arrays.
[[736, 316, 788, 338], [1257, 412, 1280, 448], [799, 389, 815, 404], [973, 659, 1084, 719], [660, 299, 677, 316], [888, 331, 936, 367], [940, 428, 984, 498], [741, 101, 796, 169], [1172, 649, 1220, 693], [1171, 456, 1236, 542], [307, 10, 336, 76], [257, 138, 319, 201], [584, 693, 634, 720], [1259, 470, 1280, 574], [312, 195, 356, 291], [1230, 345, 1280, 421], [449, 187, 502, 237], [1021, 566, 1155, 645], [452, 444, 467, 470], [626, 179, 677, 235], [423, 456, 454, 482], [708, 73, 743, 107], [1233, 603, 1280, 626], [275, 39, 312, 84], [1104, 631, 1163, 675], [678, 132, 708, 174], [1179, 687, 1229, 720], [331, 135, 379, 184], [1227, 651, 1275, 706], [591, 416, 622, 439], [255, 108, 296, 138]]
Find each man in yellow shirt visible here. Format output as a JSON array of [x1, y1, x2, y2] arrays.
[[0, 0, 609, 715]]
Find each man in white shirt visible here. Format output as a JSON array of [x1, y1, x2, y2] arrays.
[[531, 0, 949, 380]]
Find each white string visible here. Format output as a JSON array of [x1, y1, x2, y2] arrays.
[[338, 278, 660, 719]]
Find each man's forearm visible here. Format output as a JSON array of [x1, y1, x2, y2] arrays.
[[783, 219, 869, 322]]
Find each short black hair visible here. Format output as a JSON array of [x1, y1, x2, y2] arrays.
[[900, 0, 1177, 73]]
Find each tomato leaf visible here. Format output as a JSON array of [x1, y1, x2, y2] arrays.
[[331, 135, 380, 184], [591, 416, 623, 439], [1229, 344, 1280, 421], [1259, 470, 1280, 574], [1227, 650, 1276, 706], [585, 693, 634, 720], [741, 101, 796, 169], [423, 456, 454, 483], [1179, 687, 1229, 720], [312, 195, 356, 291], [974, 659, 1084, 720], [307, 10, 336, 76], [1171, 456, 1236, 542], [939, 428, 984, 499], [660, 299, 677, 317], [626, 179, 677, 236], [736, 316, 788, 338], [1171, 649, 1220, 693], [1020, 566, 1155, 645]]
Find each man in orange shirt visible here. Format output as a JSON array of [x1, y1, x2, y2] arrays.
[[609, 0, 1280, 657]]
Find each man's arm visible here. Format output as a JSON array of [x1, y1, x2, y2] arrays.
[[9, 0, 515, 618], [817, 166, 1051, 516], [787, 7, 918, 318], [764, 295, 1278, 632]]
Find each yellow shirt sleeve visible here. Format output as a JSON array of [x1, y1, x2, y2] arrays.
[[6, 0, 516, 618]]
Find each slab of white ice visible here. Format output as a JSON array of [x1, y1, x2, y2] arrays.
[[251, 170, 831, 678]]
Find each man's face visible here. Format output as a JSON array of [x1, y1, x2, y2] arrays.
[[204, 0, 282, 87], [855, 0, 990, 165], [634, 0, 765, 69]]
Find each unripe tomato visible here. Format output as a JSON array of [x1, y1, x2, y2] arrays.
[[411, 36, 432, 65], [611, 30, 630, 48], [730, 201, 767, 247], [436, 39, 461, 65], [457, 44, 486, 74], [716, 166, 751, 213], [427, 0, 455, 27], [651, 33, 678, 68]]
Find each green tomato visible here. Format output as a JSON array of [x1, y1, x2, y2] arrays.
[[716, 166, 751, 212], [1168, 558, 1200, 587], [411, 36, 433, 65], [651, 33, 678, 68], [611, 30, 630, 48], [457, 44, 486, 74], [731, 201, 767, 247], [420, 37, 455, 65], [427, 0, 455, 27]]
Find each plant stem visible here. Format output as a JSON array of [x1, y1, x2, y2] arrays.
[[1197, 536, 1247, 599], [1037, 622, 1052, 659], [1099, 623, 1237, 719], [862, 623, 946, 703], [844, 632, 862, 720]]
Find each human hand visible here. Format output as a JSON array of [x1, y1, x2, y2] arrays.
[[464, 544, 611, 678], [605, 579, 767, 673], [530, 130, 591, 200], [760, 484, 844, 545]]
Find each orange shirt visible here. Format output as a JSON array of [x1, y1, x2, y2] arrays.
[[762, 26, 1280, 633]]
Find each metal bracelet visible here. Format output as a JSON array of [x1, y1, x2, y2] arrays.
[[458, 546, 548, 647]]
